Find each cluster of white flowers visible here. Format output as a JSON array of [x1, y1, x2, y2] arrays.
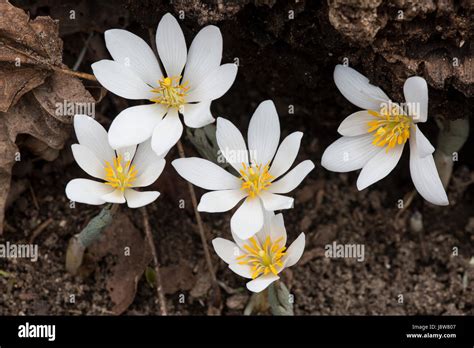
[[65, 14, 449, 294], [173, 100, 313, 291]]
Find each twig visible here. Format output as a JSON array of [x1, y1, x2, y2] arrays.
[[52, 66, 97, 81], [3, 43, 97, 81], [177, 140, 220, 303], [29, 217, 53, 244], [28, 181, 39, 211], [140, 206, 167, 316], [395, 189, 417, 220], [73, 32, 94, 71]]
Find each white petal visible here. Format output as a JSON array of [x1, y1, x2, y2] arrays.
[[284, 233, 305, 268], [212, 238, 239, 265], [413, 125, 434, 158], [104, 29, 163, 86], [271, 213, 287, 245], [216, 117, 248, 172], [229, 263, 253, 279], [197, 189, 246, 213], [356, 144, 404, 190], [246, 274, 279, 293], [132, 138, 164, 176], [259, 191, 294, 211], [108, 104, 167, 149], [65, 179, 113, 205], [116, 145, 137, 164], [231, 197, 264, 239], [269, 132, 302, 179], [255, 210, 275, 243], [269, 160, 314, 194], [186, 64, 237, 103], [71, 144, 105, 180], [183, 25, 222, 88], [133, 158, 165, 188], [74, 115, 115, 163], [403, 76, 428, 123], [337, 110, 376, 136], [256, 211, 287, 247], [321, 134, 380, 172], [124, 189, 160, 208], [91, 60, 154, 100], [409, 135, 448, 205], [156, 13, 187, 78], [248, 100, 280, 165], [172, 158, 241, 190], [151, 109, 183, 157], [334, 65, 390, 110], [182, 101, 214, 128], [101, 189, 126, 204]]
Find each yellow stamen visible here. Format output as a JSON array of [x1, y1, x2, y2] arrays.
[[367, 105, 413, 152], [237, 235, 286, 279], [239, 162, 274, 198], [104, 154, 138, 191], [150, 75, 189, 109]]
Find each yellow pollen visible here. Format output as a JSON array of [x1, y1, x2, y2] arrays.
[[238, 236, 286, 279], [239, 162, 274, 198], [150, 75, 189, 109], [367, 106, 413, 152], [104, 154, 138, 191]]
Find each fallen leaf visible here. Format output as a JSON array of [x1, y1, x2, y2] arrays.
[[88, 212, 152, 315], [0, 0, 63, 112], [0, 1, 95, 233], [160, 261, 196, 295], [0, 94, 71, 233]]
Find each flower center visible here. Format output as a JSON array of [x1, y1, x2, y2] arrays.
[[236, 236, 286, 279], [367, 106, 413, 151], [150, 76, 189, 109], [104, 155, 138, 191], [239, 163, 274, 198]]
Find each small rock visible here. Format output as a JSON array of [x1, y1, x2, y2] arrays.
[[465, 218, 474, 233], [226, 293, 249, 310]]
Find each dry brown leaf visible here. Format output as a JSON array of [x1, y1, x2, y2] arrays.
[[88, 212, 152, 315], [0, 0, 65, 112], [0, 1, 95, 233], [0, 93, 71, 230]]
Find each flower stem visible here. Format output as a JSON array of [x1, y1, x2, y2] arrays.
[[268, 280, 294, 315], [176, 140, 221, 306], [140, 206, 168, 315], [434, 117, 470, 188], [65, 204, 118, 274]]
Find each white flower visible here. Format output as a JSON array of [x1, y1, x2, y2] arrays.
[[321, 65, 448, 206], [172, 100, 315, 239], [212, 211, 305, 293], [65, 115, 165, 208], [91, 13, 238, 157]]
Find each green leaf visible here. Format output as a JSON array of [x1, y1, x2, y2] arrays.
[[145, 266, 157, 289]]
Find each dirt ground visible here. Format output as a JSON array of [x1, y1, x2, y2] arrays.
[[0, 0, 472, 315]]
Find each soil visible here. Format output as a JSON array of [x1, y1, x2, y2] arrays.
[[0, 0, 472, 315]]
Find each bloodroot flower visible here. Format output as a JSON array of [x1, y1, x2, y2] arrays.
[[212, 212, 305, 293], [172, 100, 315, 239], [66, 115, 165, 208], [321, 65, 448, 206], [92, 13, 237, 156]]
